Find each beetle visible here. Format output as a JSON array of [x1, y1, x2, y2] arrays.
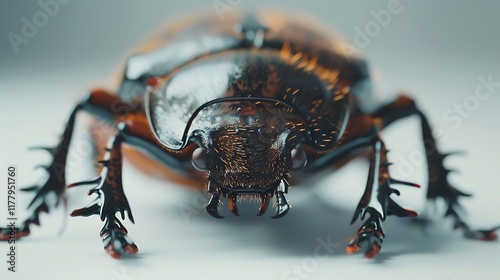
[[1, 10, 498, 259]]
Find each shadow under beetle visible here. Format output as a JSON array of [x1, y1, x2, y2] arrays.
[[1, 10, 498, 259]]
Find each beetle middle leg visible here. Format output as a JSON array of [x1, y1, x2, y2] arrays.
[[372, 95, 499, 241], [0, 89, 131, 241], [0, 105, 80, 240]]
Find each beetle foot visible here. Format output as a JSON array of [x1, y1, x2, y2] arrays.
[[346, 212, 385, 258], [346, 230, 384, 259], [0, 180, 60, 241], [447, 208, 500, 241], [0, 225, 30, 240], [271, 191, 290, 219], [100, 217, 138, 259], [271, 180, 290, 219], [423, 145, 499, 240], [462, 225, 499, 241]]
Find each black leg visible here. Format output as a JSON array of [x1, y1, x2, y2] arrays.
[[0, 89, 126, 241], [373, 95, 499, 241], [0, 104, 81, 240], [347, 137, 419, 258], [69, 132, 138, 259]]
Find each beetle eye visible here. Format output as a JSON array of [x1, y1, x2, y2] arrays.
[[290, 148, 307, 171], [192, 148, 208, 171]]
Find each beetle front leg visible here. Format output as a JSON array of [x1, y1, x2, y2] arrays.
[[69, 132, 138, 259], [347, 137, 419, 258]]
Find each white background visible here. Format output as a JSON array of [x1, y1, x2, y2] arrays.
[[1, 1, 499, 279]]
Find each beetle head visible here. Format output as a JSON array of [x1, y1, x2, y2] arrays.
[[191, 102, 307, 218]]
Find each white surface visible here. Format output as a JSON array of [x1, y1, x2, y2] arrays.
[[1, 1, 500, 279]]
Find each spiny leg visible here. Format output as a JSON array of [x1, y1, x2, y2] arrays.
[[0, 89, 128, 241], [68, 114, 191, 259], [0, 105, 80, 240], [70, 132, 138, 259], [373, 95, 499, 241], [347, 137, 419, 258]]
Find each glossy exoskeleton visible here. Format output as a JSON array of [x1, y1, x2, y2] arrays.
[[1, 10, 498, 259]]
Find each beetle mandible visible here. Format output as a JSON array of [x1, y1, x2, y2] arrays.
[[1, 10, 498, 259]]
